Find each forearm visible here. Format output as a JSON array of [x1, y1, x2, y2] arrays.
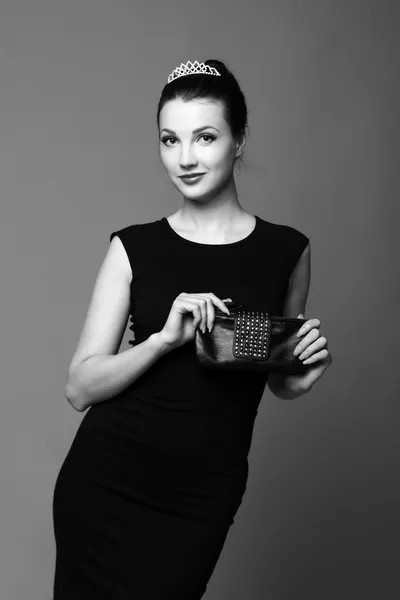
[[66, 332, 171, 412], [267, 372, 311, 400]]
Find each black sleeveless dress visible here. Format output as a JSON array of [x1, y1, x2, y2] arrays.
[[52, 215, 309, 599]]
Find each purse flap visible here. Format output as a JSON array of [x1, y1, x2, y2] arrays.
[[232, 309, 271, 361]]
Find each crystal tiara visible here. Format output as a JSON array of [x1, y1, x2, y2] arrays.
[[167, 60, 221, 84]]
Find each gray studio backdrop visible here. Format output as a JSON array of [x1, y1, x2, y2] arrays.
[[1, 1, 398, 598]]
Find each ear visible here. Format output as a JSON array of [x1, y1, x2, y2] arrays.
[[235, 133, 246, 158]]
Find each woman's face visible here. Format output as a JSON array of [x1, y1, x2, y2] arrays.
[[159, 98, 243, 200]]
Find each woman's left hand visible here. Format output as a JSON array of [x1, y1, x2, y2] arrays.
[[291, 314, 332, 391]]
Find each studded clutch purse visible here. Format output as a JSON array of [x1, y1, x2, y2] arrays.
[[194, 299, 310, 374]]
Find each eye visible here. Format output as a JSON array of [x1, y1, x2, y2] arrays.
[[160, 136, 177, 146], [200, 134, 216, 143], [160, 133, 216, 146]]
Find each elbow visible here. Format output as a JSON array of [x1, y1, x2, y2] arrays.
[[267, 373, 308, 400], [65, 381, 87, 412]]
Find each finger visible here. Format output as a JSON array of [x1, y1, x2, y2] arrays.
[[177, 297, 206, 329], [204, 298, 215, 332], [195, 298, 208, 332], [197, 297, 214, 332], [298, 337, 327, 361], [187, 296, 212, 332], [207, 293, 231, 315], [190, 293, 230, 318], [191, 305, 202, 329], [192, 294, 232, 332], [293, 329, 322, 356], [296, 318, 321, 337], [302, 348, 329, 364]]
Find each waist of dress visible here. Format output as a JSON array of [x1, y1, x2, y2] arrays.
[[82, 393, 257, 471]]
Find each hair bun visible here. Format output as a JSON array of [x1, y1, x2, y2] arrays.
[[204, 59, 229, 77]]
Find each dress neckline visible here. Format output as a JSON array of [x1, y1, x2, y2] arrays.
[[162, 214, 259, 248]]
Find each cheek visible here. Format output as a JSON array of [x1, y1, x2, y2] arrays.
[[201, 147, 230, 167], [210, 142, 235, 163], [210, 153, 234, 172], [159, 145, 232, 171]]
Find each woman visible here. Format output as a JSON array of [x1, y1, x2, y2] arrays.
[[52, 59, 332, 599]]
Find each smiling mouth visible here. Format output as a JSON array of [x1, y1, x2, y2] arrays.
[[178, 174, 206, 185], [179, 174, 206, 179]]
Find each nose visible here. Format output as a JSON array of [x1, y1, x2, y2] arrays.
[[179, 143, 198, 169]]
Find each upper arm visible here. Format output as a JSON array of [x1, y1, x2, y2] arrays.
[[282, 242, 311, 317], [67, 235, 132, 379]]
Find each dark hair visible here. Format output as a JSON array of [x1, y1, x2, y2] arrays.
[[157, 59, 249, 166]]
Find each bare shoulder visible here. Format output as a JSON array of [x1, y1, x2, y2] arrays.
[[66, 235, 132, 380], [107, 233, 133, 284], [282, 242, 311, 317]]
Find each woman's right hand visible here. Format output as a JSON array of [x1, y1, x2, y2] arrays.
[[158, 293, 232, 351]]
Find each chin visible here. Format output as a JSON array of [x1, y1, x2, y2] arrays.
[[170, 178, 209, 194]]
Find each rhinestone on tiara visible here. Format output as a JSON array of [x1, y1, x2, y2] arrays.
[[167, 60, 221, 84]]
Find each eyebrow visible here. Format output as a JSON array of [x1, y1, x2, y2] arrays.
[[160, 126, 220, 135]]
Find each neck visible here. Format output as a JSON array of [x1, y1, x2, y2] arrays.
[[179, 176, 245, 228]]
